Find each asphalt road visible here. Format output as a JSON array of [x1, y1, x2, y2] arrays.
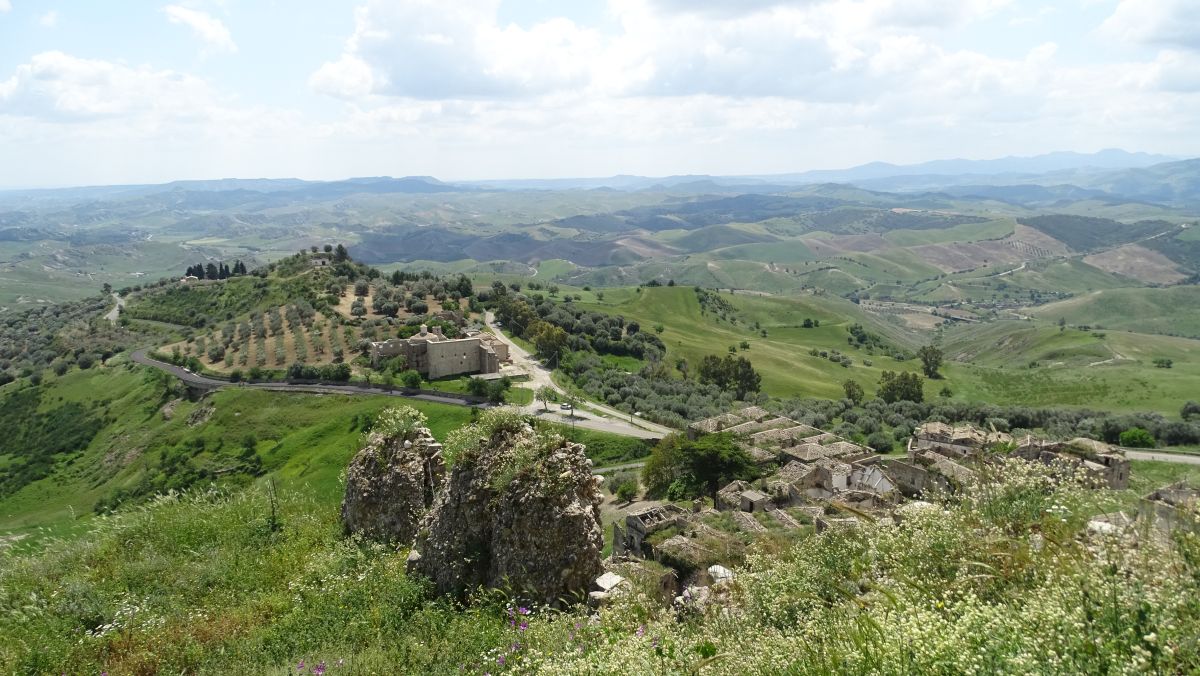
[[1125, 450, 1200, 465], [130, 350, 481, 407], [484, 311, 671, 439], [129, 349, 665, 438]]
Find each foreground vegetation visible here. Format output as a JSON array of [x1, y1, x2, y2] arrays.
[[3, 452, 1199, 673]]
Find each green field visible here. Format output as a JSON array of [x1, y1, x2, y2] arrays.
[[578, 286, 924, 400], [1030, 286, 1200, 338], [577, 285, 1200, 415], [882, 218, 1015, 246]]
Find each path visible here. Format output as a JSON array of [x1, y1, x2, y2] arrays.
[[484, 311, 673, 439], [592, 460, 649, 475], [104, 292, 125, 324]]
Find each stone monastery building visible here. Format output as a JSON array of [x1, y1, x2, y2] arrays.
[[369, 324, 509, 379]]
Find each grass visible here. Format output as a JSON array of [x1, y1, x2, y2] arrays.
[[1030, 286, 1200, 339], [6, 456, 1200, 673], [570, 285, 1200, 415], [0, 365, 473, 536], [881, 218, 1015, 246]]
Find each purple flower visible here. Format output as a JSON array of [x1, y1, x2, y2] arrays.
[[296, 661, 305, 672], [313, 662, 326, 675], [518, 606, 530, 615], [497, 655, 506, 666], [636, 625, 646, 637], [518, 621, 528, 632], [511, 642, 522, 652], [651, 637, 660, 648]]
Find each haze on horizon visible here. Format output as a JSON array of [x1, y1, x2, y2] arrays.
[[0, 0, 1198, 188]]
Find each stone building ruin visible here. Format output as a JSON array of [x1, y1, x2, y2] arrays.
[[369, 324, 509, 379]]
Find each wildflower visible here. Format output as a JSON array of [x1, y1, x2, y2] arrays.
[[497, 655, 506, 666], [519, 621, 529, 632], [511, 642, 522, 652], [636, 625, 646, 637], [297, 660, 305, 672], [518, 606, 530, 615], [314, 662, 326, 675]]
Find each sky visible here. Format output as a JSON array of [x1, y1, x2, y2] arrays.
[[0, 0, 1197, 187]]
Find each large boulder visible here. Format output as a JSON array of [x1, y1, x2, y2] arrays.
[[411, 409, 604, 605], [341, 407, 445, 543]]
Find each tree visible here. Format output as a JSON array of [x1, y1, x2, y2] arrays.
[[530, 322, 568, 360], [917, 345, 943, 379], [400, 369, 422, 390], [101, 282, 113, 295], [536, 385, 557, 411], [205, 263, 219, 280], [878, 370, 924, 403], [842, 379, 864, 405], [354, 280, 370, 297], [698, 354, 761, 400], [1182, 401, 1200, 421], [866, 431, 893, 453], [333, 244, 350, 262], [615, 480, 638, 503], [1119, 427, 1155, 448], [323, 244, 333, 253], [641, 433, 754, 500]]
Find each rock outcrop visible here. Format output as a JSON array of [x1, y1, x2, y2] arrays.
[[341, 407, 445, 543], [410, 409, 605, 605]]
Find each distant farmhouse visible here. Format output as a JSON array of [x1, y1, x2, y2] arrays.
[[369, 324, 509, 379]]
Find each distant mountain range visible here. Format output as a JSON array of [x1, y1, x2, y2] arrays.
[[1, 149, 1196, 209]]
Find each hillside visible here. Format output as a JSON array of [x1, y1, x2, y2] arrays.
[[1029, 286, 1200, 339], [570, 285, 1200, 415]]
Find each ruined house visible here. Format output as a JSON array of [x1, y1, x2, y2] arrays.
[[912, 421, 1011, 459], [1011, 436, 1130, 490], [1138, 482, 1200, 534], [612, 504, 690, 559]]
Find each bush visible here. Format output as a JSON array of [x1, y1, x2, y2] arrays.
[[400, 369, 422, 390], [1119, 427, 1156, 448], [615, 480, 638, 503], [866, 431, 893, 453]]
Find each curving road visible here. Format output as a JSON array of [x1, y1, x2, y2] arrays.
[[129, 349, 664, 439], [484, 311, 673, 439], [131, 350, 481, 406]]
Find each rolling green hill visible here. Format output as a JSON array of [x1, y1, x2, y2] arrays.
[[1029, 286, 1200, 339], [576, 285, 1200, 414]]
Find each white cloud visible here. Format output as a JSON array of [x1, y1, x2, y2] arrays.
[[309, 55, 375, 100], [163, 4, 237, 54], [39, 10, 58, 27], [0, 0, 10, 13], [0, 51, 224, 121], [1100, 0, 1200, 50]]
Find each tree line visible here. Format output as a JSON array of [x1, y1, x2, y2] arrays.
[[184, 260, 248, 280]]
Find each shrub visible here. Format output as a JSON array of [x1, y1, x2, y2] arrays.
[[1119, 427, 1156, 448]]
